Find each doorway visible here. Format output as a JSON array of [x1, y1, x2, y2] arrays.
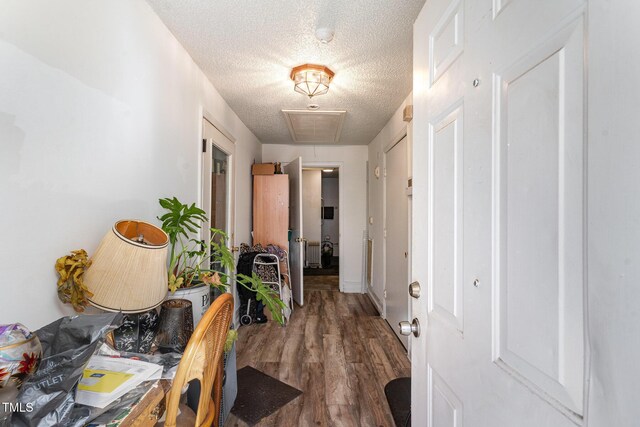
[[301, 167, 340, 291], [201, 117, 237, 317], [202, 118, 235, 244]]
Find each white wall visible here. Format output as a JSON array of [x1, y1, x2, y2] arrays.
[[0, 0, 261, 329], [262, 145, 367, 292], [302, 170, 322, 246], [367, 94, 412, 310], [321, 177, 339, 256]]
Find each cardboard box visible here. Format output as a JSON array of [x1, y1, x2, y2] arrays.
[[252, 163, 275, 175]]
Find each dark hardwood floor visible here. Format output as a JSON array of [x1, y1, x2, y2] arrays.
[[225, 276, 410, 426]]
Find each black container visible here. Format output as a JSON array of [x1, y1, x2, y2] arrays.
[[154, 299, 194, 354]]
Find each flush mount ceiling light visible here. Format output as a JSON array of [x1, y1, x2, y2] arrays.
[[290, 64, 335, 99]]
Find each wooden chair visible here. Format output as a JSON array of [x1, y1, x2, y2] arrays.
[[163, 293, 234, 427]]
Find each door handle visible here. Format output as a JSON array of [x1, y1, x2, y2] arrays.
[[231, 246, 240, 253], [399, 318, 420, 337], [408, 281, 421, 299]]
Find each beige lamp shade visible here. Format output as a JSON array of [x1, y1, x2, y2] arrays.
[[85, 220, 169, 313]]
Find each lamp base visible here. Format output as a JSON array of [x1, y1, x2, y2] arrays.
[[112, 309, 160, 354]]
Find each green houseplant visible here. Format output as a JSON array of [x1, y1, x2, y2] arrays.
[[157, 197, 286, 324]]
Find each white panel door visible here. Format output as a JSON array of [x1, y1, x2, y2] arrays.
[[411, 0, 587, 426], [385, 136, 409, 348], [285, 157, 304, 306]]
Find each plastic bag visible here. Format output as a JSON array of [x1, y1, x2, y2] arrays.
[[11, 312, 122, 427]]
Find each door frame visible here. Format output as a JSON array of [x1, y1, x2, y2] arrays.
[[199, 108, 237, 323], [302, 161, 345, 292], [198, 109, 237, 242]]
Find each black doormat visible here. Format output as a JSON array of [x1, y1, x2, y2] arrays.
[[385, 377, 411, 427], [231, 366, 302, 425]]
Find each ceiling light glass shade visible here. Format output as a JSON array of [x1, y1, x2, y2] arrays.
[[291, 64, 335, 98], [84, 220, 169, 314]]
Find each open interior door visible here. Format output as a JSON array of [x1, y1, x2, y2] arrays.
[[284, 157, 304, 306], [411, 0, 586, 425]]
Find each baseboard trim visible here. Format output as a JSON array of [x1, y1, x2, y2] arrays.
[[342, 280, 363, 293], [366, 287, 384, 315]]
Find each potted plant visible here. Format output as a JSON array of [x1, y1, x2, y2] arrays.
[[157, 197, 210, 322], [157, 197, 286, 325]]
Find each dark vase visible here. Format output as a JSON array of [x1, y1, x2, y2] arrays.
[[112, 309, 160, 354]]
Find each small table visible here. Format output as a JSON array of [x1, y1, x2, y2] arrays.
[[91, 380, 168, 427]]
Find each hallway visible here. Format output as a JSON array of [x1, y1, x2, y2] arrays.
[[226, 280, 410, 426]]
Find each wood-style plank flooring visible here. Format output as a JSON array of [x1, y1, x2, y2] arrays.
[[225, 276, 410, 427]]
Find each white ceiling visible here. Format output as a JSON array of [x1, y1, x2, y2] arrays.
[[146, 0, 425, 145]]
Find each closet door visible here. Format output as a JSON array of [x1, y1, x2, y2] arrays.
[[385, 135, 409, 348], [253, 175, 289, 251]]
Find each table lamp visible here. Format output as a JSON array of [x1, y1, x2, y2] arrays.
[[84, 220, 168, 313], [84, 220, 169, 353]]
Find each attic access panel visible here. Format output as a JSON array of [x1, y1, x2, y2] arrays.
[[282, 110, 346, 144]]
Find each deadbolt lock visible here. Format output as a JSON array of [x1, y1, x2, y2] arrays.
[[408, 281, 421, 299]]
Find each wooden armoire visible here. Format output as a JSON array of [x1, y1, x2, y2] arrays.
[[252, 174, 289, 251]]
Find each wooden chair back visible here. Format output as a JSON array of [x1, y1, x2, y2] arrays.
[[164, 293, 234, 427]]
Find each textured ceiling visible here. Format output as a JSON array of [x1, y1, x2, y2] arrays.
[[146, 0, 425, 145]]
